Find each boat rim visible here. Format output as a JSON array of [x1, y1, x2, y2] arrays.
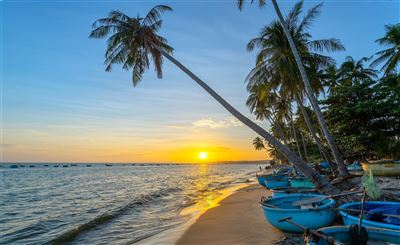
[[338, 201, 400, 230], [260, 194, 336, 211]]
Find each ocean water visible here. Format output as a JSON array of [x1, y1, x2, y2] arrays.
[[0, 163, 257, 244]]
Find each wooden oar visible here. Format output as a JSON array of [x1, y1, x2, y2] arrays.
[[278, 217, 345, 245], [334, 208, 400, 219], [292, 190, 363, 207], [357, 188, 367, 234]]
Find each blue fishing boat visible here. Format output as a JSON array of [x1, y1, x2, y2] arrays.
[[256, 174, 286, 187], [264, 178, 290, 189], [347, 161, 363, 172], [339, 201, 400, 231], [271, 187, 317, 198], [289, 177, 315, 188], [307, 226, 400, 245], [260, 194, 336, 233]]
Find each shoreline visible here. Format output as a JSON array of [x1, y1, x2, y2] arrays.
[[176, 183, 282, 245], [137, 182, 254, 245]]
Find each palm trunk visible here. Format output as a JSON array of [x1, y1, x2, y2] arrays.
[[300, 130, 308, 162], [295, 94, 332, 167], [270, 0, 349, 177], [290, 111, 303, 160], [157, 47, 338, 194]]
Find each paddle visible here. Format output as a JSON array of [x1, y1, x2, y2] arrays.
[[278, 217, 345, 245], [334, 208, 400, 219], [292, 190, 363, 207], [357, 188, 367, 234]]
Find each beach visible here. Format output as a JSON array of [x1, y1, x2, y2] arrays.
[[176, 184, 282, 245]]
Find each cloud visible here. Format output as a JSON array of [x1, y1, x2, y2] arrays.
[[192, 117, 243, 129], [28, 130, 50, 137], [1, 143, 22, 149]]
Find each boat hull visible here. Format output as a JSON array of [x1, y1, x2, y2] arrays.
[[307, 226, 400, 245], [361, 161, 400, 176], [260, 194, 336, 233], [289, 178, 315, 188], [339, 201, 400, 231], [264, 179, 290, 189], [271, 187, 317, 198], [257, 175, 287, 187]]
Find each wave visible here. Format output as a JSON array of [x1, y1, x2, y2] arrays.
[[48, 187, 181, 245]]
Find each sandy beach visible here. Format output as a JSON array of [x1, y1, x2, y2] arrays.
[[176, 184, 282, 245]]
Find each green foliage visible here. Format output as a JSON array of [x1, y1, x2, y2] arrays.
[[371, 23, 400, 75], [89, 6, 173, 86], [323, 73, 400, 159]]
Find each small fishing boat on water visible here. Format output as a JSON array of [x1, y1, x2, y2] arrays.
[[307, 225, 400, 245], [338, 201, 400, 231], [361, 159, 400, 176], [29, 165, 35, 168], [86, 164, 92, 167], [260, 194, 336, 232], [10, 165, 19, 168], [70, 164, 78, 167], [105, 164, 112, 167], [62, 165, 68, 168]]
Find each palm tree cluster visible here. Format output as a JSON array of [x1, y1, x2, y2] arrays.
[[90, 2, 399, 194], [248, 2, 399, 172]]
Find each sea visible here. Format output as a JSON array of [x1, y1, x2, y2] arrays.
[[0, 163, 260, 244]]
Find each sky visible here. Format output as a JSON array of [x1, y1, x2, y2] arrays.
[[1, 0, 399, 163]]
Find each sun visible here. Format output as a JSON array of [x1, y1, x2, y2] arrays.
[[198, 152, 208, 160]]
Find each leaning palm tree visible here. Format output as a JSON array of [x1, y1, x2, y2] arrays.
[[370, 23, 400, 75], [238, 0, 349, 177], [90, 6, 338, 193]]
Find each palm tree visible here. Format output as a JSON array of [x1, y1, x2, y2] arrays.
[[253, 137, 266, 151], [245, 1, 342, 174], [371, 23, 400, 75], [338, 56, 378, 83], [90, 6, 338, 193], [246, 83, 288, 145], [238, 0, 349, 177]]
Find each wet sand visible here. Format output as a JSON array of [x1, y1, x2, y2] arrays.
[[176, 184, 282, 245]]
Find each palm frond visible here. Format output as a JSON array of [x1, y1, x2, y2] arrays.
[[297, 2, 322, 32], [143, 5, 172, 27]]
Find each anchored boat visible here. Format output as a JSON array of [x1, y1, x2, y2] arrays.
[[306, 225, 400, 245], [264, 177, 290, 189], [338, 201, 400, 231], [361, 159, 400, 176], [289, 177, 315, 188], [260, 194, 336, 233], [271, 186, 317, 198]]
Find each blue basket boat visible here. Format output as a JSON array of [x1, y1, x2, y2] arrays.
[[307, 226, 400, 245], [264, 178, 290, 189], [260, 194, 336, 233], [271, 187, 317, 198], [289, 177, 315, 188], [256, 174, 286, 187], [339, 201, 400, 231]]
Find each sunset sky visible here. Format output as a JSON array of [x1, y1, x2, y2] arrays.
[[2, 0, 398, 163]]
